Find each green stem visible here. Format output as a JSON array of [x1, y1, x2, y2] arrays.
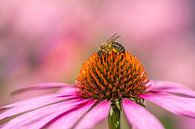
[[108, 100, 121, 129]]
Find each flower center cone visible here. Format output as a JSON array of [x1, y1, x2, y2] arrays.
[[76, 51, 149, 101]]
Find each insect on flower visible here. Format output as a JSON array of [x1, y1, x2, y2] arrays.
[[1, 34, 195, 129], [97, 33, 125, 57]]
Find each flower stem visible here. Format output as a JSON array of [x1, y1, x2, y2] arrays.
[[108, 99, 121, 129]]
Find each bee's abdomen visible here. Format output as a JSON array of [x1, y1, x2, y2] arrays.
[[111, 42, 125, 53]]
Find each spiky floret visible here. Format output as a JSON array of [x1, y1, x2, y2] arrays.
[[76, 51, 149, 102]]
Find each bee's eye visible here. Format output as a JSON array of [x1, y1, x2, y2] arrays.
[[100, 45, 104, 49]]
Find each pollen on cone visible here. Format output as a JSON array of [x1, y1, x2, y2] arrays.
[[76, 51, 149, 100]]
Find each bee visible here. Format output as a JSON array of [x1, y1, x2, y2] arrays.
[[98, 33, 125, 57]]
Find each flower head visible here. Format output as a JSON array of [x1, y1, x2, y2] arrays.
[[1, 34, 195, 129], [76, 34, 149, 107]]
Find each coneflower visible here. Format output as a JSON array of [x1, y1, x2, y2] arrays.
[[1, 34, 195, 129]]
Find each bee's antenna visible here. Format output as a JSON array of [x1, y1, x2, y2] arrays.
[[106, 33, 120, 43]]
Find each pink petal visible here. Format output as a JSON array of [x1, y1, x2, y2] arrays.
[[2, 98, 89, 129], [75, 100, 110, 129], [57, 87, 79, 96], [11, 83, 75, 95], [122, 99, 164, 129], [148, 80, 195, 98], [142, 93, 195, 118], [0, 88, 78, 121], [4, 87, 77, 109], [47, 100, 97, 129]]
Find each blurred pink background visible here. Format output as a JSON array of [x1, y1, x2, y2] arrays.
[[0, 0, 195, 129]]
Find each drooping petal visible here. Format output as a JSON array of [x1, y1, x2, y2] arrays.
[[57, 87, 79, 96], [122, 99, 164, 129], [0, 87, 78, 121], [142, 93, 195, 118], [4, 87, 77, 109], [148, 80, 195, 98], [11, 83, 75, 95], [45, 100, 97, 129], [1, 98, 89, 129], [75, 100, 110, 129]]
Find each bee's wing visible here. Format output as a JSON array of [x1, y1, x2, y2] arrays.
[[106, 33, 120, 43]]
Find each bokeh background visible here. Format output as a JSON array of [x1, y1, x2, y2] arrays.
[[0, 0, 195, 129]]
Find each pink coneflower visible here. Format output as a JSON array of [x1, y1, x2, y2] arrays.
[[1, 34, 195, 129]]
